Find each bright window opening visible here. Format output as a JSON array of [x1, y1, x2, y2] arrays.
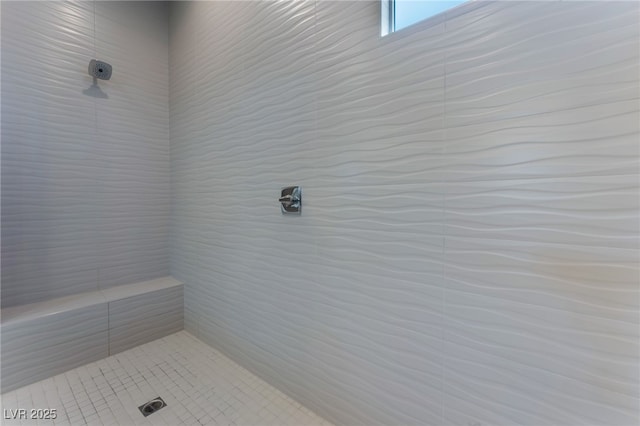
[[382, 0, 467, 35]]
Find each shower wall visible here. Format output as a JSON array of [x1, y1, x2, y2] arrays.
[[170, 1, 639, 425], [1, 1, 170, 307]]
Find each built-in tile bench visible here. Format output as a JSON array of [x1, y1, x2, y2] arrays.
[[1, 277, 183, 393]]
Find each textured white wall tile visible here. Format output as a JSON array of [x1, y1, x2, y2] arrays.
[[1, 1, 99, 307], [440, 2, 639, 425], [170, 1, 639, 426], [109, 311, 183, 355], [1, 330, 109, 395], [443, 177, 639, 248], [0, 305, 109, 393], [170, 1, 447, 425], [94, 1, 170, 289], [1, 1, 170, 306], [108, 285, 183, 329], [441, 1, 639, 183]]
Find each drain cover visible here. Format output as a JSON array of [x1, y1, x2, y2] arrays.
[[138, 397, 167, 417]]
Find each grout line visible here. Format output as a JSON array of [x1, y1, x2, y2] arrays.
[[107, 301, 111, 356], [440, 10, 449, 426]]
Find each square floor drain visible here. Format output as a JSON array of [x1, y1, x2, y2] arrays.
[[138, 397, 167, 417]]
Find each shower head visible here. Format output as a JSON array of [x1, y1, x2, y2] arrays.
[[88, 59, 112, 80]]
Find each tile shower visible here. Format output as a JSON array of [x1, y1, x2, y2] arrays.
[[1, 1, 639, 426]]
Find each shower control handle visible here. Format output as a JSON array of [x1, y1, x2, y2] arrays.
[[280, 186, 301, 214], [278, 194, 299, 206]]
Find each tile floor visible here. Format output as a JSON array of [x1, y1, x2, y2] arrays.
[[1, 331, 332, 426]]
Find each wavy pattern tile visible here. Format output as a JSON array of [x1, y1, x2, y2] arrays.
[[170, 1, 639, 426], [1, 2, 170, 307], [1, 1, 99, 307], [441, 3, 639, 425], [1, 304, 109, 393]]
